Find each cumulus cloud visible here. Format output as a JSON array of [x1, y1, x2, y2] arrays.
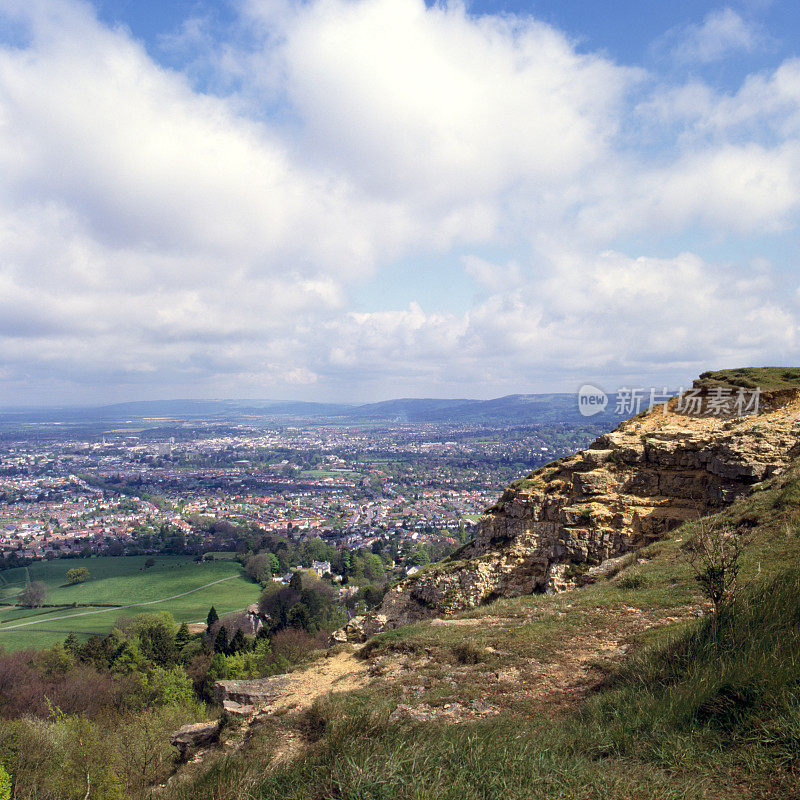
[[274, 0, 636, 199], [579, 141, 800, 237], [660, 7, 765, 65], [314, 250, 798, 395], [0, 0, 798, 402], [641, 59, 800, 140]]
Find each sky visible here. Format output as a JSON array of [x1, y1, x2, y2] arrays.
[[0, 0, 799, 405]]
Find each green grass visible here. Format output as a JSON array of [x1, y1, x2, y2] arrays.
[[169, 568, 800, 800], [203, 551, 239, 560], [694, 366, 800, 390], [296, 469, 363, 479], [0, 556, 261, 650]]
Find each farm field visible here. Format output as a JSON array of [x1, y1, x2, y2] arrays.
[[0, 555, 261, 651]]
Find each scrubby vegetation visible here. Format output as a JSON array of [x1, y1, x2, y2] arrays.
[[163, 462, 800, 800], [0, 604, 332, 797], [4, 453, 800, 797], [695, 365, 800, 390]]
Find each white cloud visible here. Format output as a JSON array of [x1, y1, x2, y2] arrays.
[[664, 7, 765, 65], [0, 0, 798, 402], [462, 256, 524, 289], [579, 141, 800, 237], [641, 59, 800, 141], [0, 0, 430, 283], [272, 0, 637, 202], [311, 250, 799, 395]]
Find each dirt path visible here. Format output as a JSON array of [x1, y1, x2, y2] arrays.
[[514, 605, 702, 710], [236, 606, 703, 730], [263, 650, 370, 715], [210, 650, 370, 766]]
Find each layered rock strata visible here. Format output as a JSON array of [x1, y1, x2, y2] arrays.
[[342, 387, 800, 639]]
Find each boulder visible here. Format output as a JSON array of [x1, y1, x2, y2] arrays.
[[222, 700, 255, 718], [329, 628, 348, 645], [214, 674, 293, 709], [343, 613, 390, 642], [170, 720, 222, 760]]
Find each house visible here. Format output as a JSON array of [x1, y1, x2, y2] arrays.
[[311, 560, 331, 577]]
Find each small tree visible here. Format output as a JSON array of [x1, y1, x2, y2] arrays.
[[144, 557, 156, 568], [19, 581, 47, 608], [244, 553, 271, 584], [175, 622, 192, 651], [229, 628, 246, 654], [213, 626, 229, 655], [126, 613, 179, 668], [364, 553, 385, 582], [66, 567, 90, 585], [206, 606, 219, 630], [683, 521, 744, 615], [410, 547, 430, 567]]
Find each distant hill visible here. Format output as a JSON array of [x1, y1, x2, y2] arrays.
[[93, 399, 357, 419], [0, 393, 596, 426], [349, 394, 586, 424]]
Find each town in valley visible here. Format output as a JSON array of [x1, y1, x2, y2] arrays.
[[0, 405, 605, 586]]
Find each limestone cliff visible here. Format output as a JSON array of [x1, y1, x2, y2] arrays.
[[343, 379, 800, 639]]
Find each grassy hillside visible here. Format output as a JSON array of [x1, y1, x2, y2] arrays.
[[695, 366, 800, 390], [0, 555, 260, 650], [167, 463, 800, 799]]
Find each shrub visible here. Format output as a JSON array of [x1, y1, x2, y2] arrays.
[[618, 574, 647, 590], [65, 567, 90, 585], [19, 581, 47, 607], [0, 764, 10, 800], [451, 639, 484, 665], [682, 522, 744, 614], [270, 628, 323, 664]]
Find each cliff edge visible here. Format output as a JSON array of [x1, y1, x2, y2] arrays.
[[343, 369, 800, 639]]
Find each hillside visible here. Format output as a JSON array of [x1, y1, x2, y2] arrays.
[[156, 370, 800, 799], [164, 442, 800, 800], [345, 370, 800, 636]]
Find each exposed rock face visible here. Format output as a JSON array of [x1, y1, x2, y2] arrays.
[[213, 674, 295, 710], [170, 720, 222, 760], [343, 387, 800, 638]]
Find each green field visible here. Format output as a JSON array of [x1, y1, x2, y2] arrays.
[[296, 469, 363, 479], [0, 556, 261, 651]]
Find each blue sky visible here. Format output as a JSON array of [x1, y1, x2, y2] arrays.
[[0, 0, 799, 403]]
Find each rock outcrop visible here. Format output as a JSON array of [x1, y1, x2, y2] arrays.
[[213, 674, 296, 711], [170, 720, 223, 761], [341, 384, 800, 639]]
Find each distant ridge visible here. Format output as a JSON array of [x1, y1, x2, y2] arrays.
[[349, 394, 582, 424], [0, 393, 592, 426]]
